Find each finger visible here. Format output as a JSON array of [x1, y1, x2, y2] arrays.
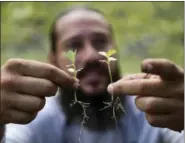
[[11, 76, 58, 97], [121, 73, 147, 80], [135, 96, 184, 114], [121, 73, 158, 81], [6, 59, 79, 89], [141, 59, 184, 81], [107, 78, 183, 97], [0, 90, 12, 115], [0, 109, 37, 124], [9, 93, 45, 113], [145, 112, 184, 131]]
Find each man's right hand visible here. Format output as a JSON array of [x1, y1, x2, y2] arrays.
[[0, 58, 78, 124]]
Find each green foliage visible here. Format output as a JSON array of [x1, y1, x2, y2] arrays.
[[64, 49, 90, 143], [98, 49, 126, 129], [64, 50, 77, 63], [1, 2, 184, 74], [107, 49, 117, 57]]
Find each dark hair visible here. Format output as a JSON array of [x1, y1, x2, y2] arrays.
[[49, 5, 113, 52]]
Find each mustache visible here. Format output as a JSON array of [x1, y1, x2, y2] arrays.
[[76, 60, 109, 78]]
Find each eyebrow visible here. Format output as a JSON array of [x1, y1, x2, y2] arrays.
[[60, 28, 110, 43]]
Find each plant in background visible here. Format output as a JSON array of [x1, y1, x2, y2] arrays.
[[98, 49, 127, 128], [64, 50, 90, 143]]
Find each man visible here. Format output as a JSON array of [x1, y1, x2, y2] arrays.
[[0, 6, 184, 143]]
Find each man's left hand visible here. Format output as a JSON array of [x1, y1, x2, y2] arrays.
[[108, 59, 184, 132]]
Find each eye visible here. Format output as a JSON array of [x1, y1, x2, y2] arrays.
[[66, 40, 83, 51], [92, 36, 108, 50]]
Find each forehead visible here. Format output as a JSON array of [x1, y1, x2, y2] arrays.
[[55, 10, 110, 40]]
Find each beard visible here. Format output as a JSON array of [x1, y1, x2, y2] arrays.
[[59, 61, 125, 131]]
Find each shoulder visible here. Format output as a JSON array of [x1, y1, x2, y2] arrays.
[[4, 94, 66, 143]]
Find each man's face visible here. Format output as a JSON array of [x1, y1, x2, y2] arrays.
[[53, 10, 119, 96]]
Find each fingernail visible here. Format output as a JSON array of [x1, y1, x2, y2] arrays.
[[107, 84, 114, 95]]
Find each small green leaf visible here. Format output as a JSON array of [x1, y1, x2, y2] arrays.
[[98, 52, 107, 57], [107, 49, 116, 57], [64, 50, 76, 63], [69, 51, 75, 62], [108, 57, 117, 62]]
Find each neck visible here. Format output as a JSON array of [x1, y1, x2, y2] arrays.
[[59, 87, 125, 131]]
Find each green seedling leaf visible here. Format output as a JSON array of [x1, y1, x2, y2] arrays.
[[98, 52, 108, 58], [64, 50, 77, 63], [107, 49, 116, 57], [108, 57, 117, 62], [69, 51, 75, 62]]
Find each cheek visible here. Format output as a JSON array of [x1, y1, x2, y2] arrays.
[[56, 54, 69, 71], [75, 53, 84, 67], [56, 56, 75, 77]]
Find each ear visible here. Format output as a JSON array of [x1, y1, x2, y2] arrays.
[[48, 51, 57, 66]]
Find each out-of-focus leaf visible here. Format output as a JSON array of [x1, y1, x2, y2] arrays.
[[107, 49, 117, 57], [99, 60, 107, 63], [64, 50, 76, 63], [98, 52, 107, 57], [108, 57, 117, 62]]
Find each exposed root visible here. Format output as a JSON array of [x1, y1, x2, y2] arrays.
[[70, 91, 90, 143], [100, 96, 127, 129], [78, 102, 89, 143]]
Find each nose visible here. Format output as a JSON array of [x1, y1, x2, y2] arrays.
[[78, 41, 100, 63]]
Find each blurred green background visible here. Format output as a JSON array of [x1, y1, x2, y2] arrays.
[[1, 2, 184, 74]]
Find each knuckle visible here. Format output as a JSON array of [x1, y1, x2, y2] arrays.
[[35, 97, 46, 111], [21, 118, 31, 124], [145, 98, 156, 112], [146, 114, 157, 126], [38, 98, 46, 110], [1, 75, 16, 87], [45, 66, 56, 79], [1, 110, 14, 124], [22, 113, 37, 124], [47, 82, 58, 95], [42, 80, 57, 96], [139, 80, 145, 94]]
